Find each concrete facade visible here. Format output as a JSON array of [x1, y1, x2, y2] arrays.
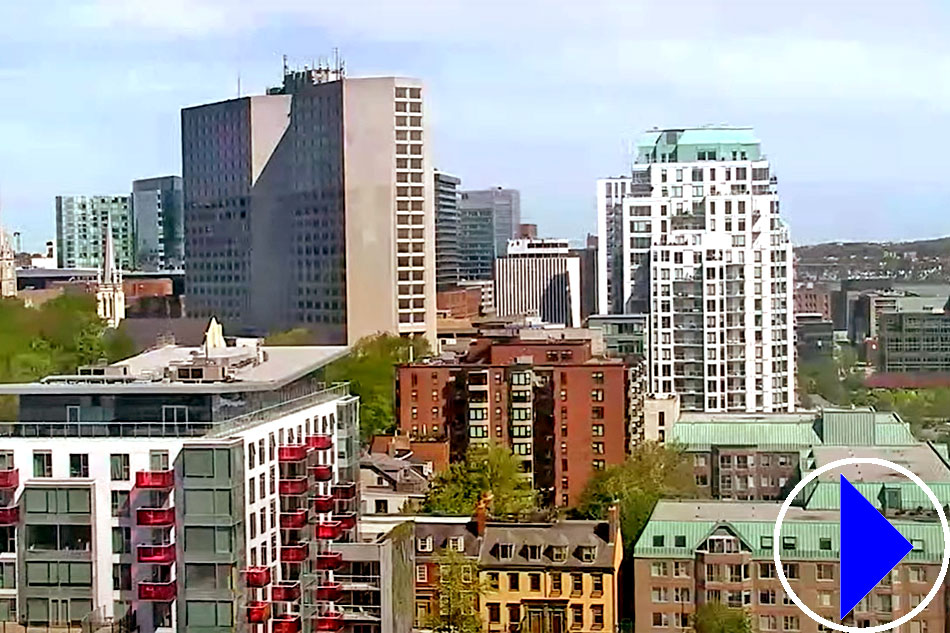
[[494, 239, 581, 327], [132, 176, 184, 272], [55, 196, 134, 271]]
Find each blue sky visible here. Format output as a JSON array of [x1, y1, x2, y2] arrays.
[[2, 0, 950, 250]]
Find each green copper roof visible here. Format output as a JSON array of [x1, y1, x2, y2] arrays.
[[670, 421, 820, 451], [676, 128, 760, 147]]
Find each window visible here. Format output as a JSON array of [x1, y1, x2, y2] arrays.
[[33, 452, 52, 478], [653, 612, 669, 628], [487, 572, 499, 589], [111, 491, 129, 517], [782, 536, 796, 550], [674, 535, 686, 548], [507, 572, 520, 591], [571, 573, 583, 595], [417, 536, 433, 553], [110, 454, 130, 481], [487, 603, 500, 623], [498, 543, 514, 559], [910, 566, 927, 583], [579, 546, 596, 562], [551, 546, 567, 562], [525, 544, 541, 561], [652, 535, 665, 547], [759, 615, 777, 631], [112, 527, 131, 554], [591, 573, 603, 596], [651, 562, 668, 577], [415, 564, 427, 583], [759, 589, 776, 605], [759, 562, 775, 579], [571, 604, 584, 629], [783, 563, 799, 579], [529, 573, 541, 592], [819, 537, 832, 551], [673, 562, 689, 577], [817, 563, 834, 580], [591, 604, 604, 629], [69, 454, 88, 478], [783, 615, 800, 631], [551, 572, 562, 594], [185, 602, 233, 628], [112, 563, 132, 590]]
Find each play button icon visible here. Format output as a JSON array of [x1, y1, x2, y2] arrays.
[[839, 474, 913, 619]]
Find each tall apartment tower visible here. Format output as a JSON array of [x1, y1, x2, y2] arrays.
[[55, 196, 134, 270], [132, 176, 184, 271], [494, 238, 581, 326], [458, 188, 521, 280], [182, 64, 437, 346], [434, 171, 461, 290], [597, 127, 794, 412]]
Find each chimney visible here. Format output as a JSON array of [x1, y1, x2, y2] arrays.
[[607, 505, 620, 545], [475, 492, 493, 536]]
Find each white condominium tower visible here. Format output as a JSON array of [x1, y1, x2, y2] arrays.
[[597, 127, 794, 412]]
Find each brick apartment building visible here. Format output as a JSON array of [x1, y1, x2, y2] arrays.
[[396, 337, 630, 506], [634, 501, 942, 633], [794, 282, 832, 320]]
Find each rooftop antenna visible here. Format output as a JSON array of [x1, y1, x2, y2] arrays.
[[282, 54, 289, 76], [237, 72, 241, 98]]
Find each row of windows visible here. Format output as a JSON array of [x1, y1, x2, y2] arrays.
[[487, 602, 604, 629]]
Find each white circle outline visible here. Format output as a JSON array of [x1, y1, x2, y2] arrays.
[[773, 457, 950, 633]]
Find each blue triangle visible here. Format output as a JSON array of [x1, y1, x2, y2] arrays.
[[840, 474, 913, 619]]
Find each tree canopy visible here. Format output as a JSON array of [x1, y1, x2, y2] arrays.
[[422, 445, 537, 518], [325, 333, 431, 441], [574, 441, 696, 554], [690, 602, 751, 633]]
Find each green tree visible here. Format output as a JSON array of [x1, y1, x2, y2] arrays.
[[422, 445, 537, 517], [690, 602, 751, 633], [425, 548, 485, 633], [264, 328, 315, 346], [575, 442, 696, 555], [325, 333, 431, 440]]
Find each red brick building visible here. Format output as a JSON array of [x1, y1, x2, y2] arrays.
[[794, 282, 832, 320], [396, 337, 630, 507]]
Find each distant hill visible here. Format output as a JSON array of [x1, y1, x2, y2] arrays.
[[797, 236, 950, 260], [795, 236, 950, 282]]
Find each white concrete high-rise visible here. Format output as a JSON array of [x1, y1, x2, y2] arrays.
[[597, 127, 794, 412], [494, 238, 581, 326]]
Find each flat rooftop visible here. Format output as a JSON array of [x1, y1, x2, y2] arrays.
[[651, 500, 839, 523], [0, 344, 349, 395], [811, 445, 950, 483]]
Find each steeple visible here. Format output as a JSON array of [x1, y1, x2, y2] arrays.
[[100, 219, 120, 286], [96, 218, 125, 327]]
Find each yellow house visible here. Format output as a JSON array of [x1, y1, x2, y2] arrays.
[[477, 507, 622, 633]]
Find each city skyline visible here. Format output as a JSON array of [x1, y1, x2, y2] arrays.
[[3, 1, 950, 250]]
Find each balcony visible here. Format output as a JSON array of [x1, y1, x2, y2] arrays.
[[316, 582, 342, 602], [315, 521, 343, 540], [137, 543, 176, 564], [314, 612, 345, 632], [137, 507, 175, 527], [315, 552, 343, 570], [0, 468, 18, 489], [272, 582, 301, 602], [278, 445, 310, 462], [135, 469, 174, 489], [307, 435, 333, 450], [332, 483, 356, 500], [334, 513, 357, 531], [138, 581, 177, 601], [310, 465, 333, 482], [279, 477, 309, 496], [281, 544, 309, 563], [245, 567, 272, 587], [280, 509, 309, 529], [313, 495, 334, 513], [0, 506, 18, 525], [272, 615, 302, 633], [247, 602, 271, 624]]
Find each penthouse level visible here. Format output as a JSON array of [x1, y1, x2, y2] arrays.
[[0, 324, 361, 633]]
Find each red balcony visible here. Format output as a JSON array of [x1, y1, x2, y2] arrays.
[[280, 509, 309, 529], [0, 506, 18, 525], [334, 513, 357, 531], [314, 612, 345, 632], [307, 435, 333, 450], [135, 469, 174, 489], [279, 477, 309, 495], [137, 507, 175, 526], [272, 582, 301, 602], [247, 602, 271, 623], [281, 544, 309, 563], [332, 483, 356, 500], [312, 495, 334, 513], [137, 543, 175, 564], [278, 445, 311, 462], [272, 615, 301, 633], [138, 581, 176, 601], [316, 582, 343, 602], [315, 521, 342, 540], [245, 567, 272, 587], [310, 465, 333, 481], [315, 552, 343, 570], [0, 469, 18, 489]]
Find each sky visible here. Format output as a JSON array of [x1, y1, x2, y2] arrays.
[[2, 0, 950, 250]]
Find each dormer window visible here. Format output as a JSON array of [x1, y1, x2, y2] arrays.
[[550, 546, 568, 562], [498, 543, 514, 559], [449, 536, 464, 552], [417, 536, 433, 553], [526, 545, 541, 561], [579, 546, 596, 563]]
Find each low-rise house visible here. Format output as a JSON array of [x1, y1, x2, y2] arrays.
[[360, 453, 430, 515]]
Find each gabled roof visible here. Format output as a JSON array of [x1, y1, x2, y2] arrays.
[[480, 521, 616, 570]]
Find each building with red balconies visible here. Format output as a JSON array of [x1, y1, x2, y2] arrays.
[[0, 324, 360, 633]]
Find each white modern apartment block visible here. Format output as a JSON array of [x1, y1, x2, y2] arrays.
[[597, 127, 794, 412], [0, 326, 361, 633], [494, 239, 581, 326]]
